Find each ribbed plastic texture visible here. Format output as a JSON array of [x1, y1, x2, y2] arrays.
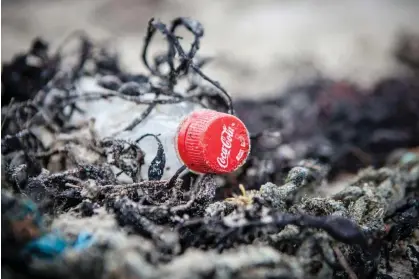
[[176, 109, 251, 174]]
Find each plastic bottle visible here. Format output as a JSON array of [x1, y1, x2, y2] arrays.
[[73, 76, 251, 181]]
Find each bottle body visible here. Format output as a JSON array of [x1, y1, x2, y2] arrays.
[[74, 76, 203, 181]]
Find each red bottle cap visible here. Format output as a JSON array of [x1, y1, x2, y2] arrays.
[[176, 109, 251, 174]]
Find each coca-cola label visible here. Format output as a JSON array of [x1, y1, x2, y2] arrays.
[[216, 124, 235, 168]]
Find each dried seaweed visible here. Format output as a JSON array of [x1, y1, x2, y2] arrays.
[[2, 17, 419, 279]]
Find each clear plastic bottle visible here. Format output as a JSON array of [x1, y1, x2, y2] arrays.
[[73, 76, 251, 181]]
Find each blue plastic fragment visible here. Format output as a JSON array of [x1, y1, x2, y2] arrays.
[[72, 231, 94, 250], [22, 231, 94, 259], [23, 232, 68, 259]]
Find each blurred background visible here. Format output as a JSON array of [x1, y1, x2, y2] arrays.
[[3, 0, 419, 99]]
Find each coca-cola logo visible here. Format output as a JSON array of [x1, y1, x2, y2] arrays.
[[216, 124, 235, 168]]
